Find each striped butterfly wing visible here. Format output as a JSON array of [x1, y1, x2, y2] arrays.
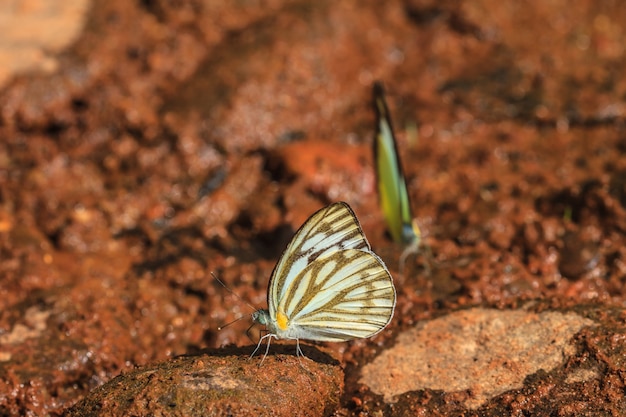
[[267, 202, 370, 317], [268, 202, 395, 341], [373, 82, 421, 247], [277, 248, 395, 341]]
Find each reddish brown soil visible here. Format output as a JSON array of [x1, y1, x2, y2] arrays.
[[1, 0, 626, 416]]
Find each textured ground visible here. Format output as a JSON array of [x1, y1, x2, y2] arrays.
[[1, 1, 626, 416]]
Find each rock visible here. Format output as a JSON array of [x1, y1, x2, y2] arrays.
[[358, 305, 626, 415], [65, 345, 343, 417]]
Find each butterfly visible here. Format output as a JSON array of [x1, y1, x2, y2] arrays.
[[251, 202, 396, 362], [372, 82, 422, 270]]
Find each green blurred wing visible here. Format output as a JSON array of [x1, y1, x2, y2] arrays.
[[373, 82, 421, 247]]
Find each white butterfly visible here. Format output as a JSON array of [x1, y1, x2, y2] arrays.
[[251, 202, 396, 362]]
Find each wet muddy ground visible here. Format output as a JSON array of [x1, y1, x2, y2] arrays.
[[1, 1, 626, 416]]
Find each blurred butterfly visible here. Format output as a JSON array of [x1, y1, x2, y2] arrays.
[[251, 202, 396, 362], [372, 82, 422, 270]]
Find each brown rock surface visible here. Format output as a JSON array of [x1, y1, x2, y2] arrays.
[[65, 347, 343, 417]]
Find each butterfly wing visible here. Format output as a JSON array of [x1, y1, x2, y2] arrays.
[[277, 248, 395, 341], [267, 202, 370, 317], [373, 82, 421, 247]]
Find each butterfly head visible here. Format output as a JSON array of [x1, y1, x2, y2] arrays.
[[401, 219, 421, 246], [252, 309, 271, 326], [252, 308, 290, 332]]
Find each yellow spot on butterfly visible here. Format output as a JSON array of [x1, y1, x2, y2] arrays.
[[276, 310, 289, 331]]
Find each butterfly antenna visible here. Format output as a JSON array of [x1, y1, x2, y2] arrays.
[[211, 272, 259, 313], [217, 315, 246, 331]]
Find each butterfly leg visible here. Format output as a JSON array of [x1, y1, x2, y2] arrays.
[[294, 338, 312, 370], [399, 242, 419, 274], [260, 334, 274, 366], [296, 338, 306, 362], [400, 239, 433, 276], [250, 332, 274, 365]]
